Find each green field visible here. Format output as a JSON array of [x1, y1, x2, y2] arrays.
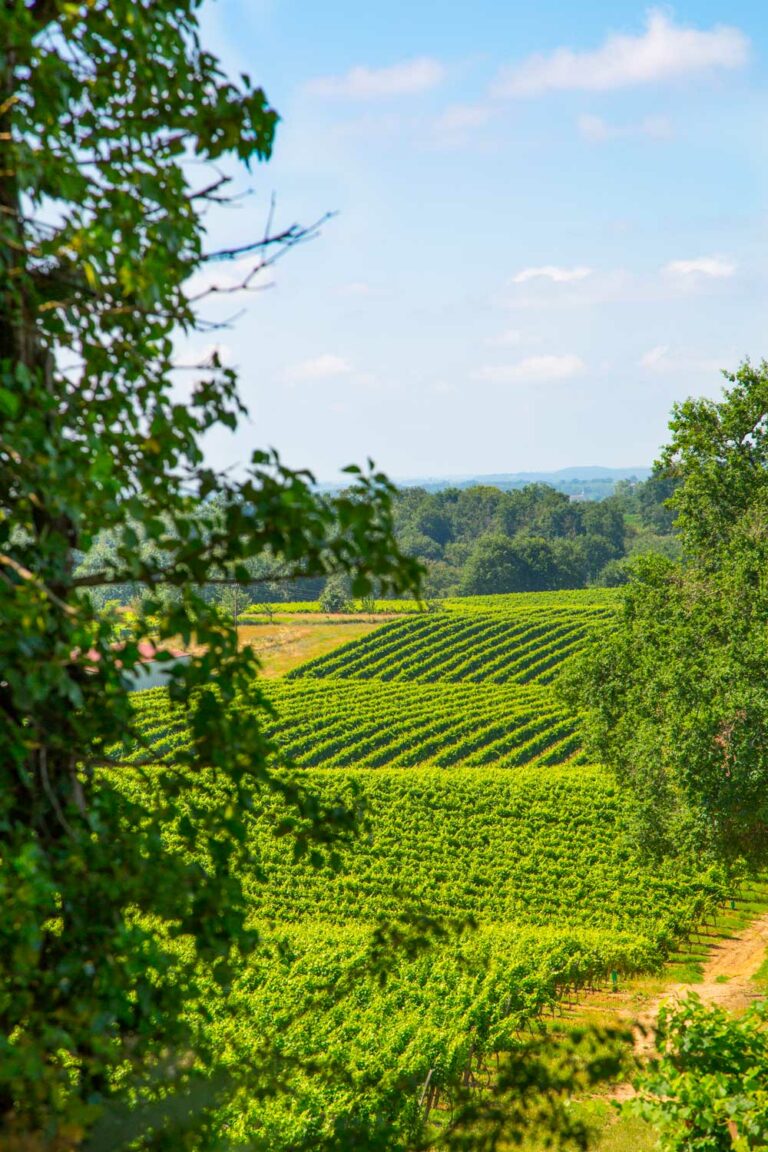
[[290, 591, 616, 684], [118, 589, 726, 1147]]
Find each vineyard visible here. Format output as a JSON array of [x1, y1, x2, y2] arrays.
[[129, 681, 584, 770], [115, 588, 728, 1147], [289, 594, 614, 685]]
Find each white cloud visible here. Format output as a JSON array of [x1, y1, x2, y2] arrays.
[[578, 113, 673, 143], [477, 354, 585, 383], [512, 265, 592, 284], [663, 256, 736, 278], [488, 328, 523, 347], [492, 10, 748, 97], [433, 103, 492, 133], [285, 354, 353, 383], [640, 344, 670, 369], [640, 345, 728, 375], [307, 57, 444, 99]]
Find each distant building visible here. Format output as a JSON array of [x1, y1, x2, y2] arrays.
[[568, 492, 590, 503], [77, 639, 190, 692], [124, 643, 191, 692]]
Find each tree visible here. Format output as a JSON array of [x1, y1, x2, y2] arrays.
[[214, 580, 250, 625], [319, 572, 352, 613], [636, 470, 679, 534], [563, 362, 768, 866], [594, 557, 631, 588], [460, 534, 531, 595], [0, 3, 421, 1144]]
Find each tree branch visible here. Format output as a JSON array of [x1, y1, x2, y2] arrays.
[[0, 552, 77, 614], [202, 212, 334, 263], [73, 570, 315, 590]]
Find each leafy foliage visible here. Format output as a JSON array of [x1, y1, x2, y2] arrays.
[[635, 995, 768, 1151], [563, 362, 768, 867], [0, 1, 420, 1144], [390, 482, 673, 597]]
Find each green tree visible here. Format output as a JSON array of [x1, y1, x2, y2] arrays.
[[460, 534, 530, 595], [562, 366, 768, 1142], [594, 557, 631, 588], [214, 580, 250, 625], [564, 361, 768, 866], [319, 572, 352, 613], [0, 2, 421, 1144]]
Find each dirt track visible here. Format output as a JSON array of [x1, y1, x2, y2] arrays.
[[629, 910, 768, 1059]]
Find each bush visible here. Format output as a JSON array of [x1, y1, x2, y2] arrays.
[[320, 574, 352, 613]]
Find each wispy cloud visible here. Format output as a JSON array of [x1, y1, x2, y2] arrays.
[[492, 10, 748, 97], [307, 57, 444, 99], [488, 328, 523, 347], [511, 266, 592, 285], [477, 354, 585, 383], [433, 103, 492, 133], [577, 113, 673, 143], [639, 344, 727, 375], [338, 281, 377, 297], [663, 256, 736, 278], [640, 344, 670, 369], [285, 354, 353, 383]]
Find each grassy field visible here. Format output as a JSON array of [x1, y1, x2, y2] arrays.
[[236, 617, 389, 677]]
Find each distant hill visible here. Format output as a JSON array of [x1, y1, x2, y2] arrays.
[[393, 466, 651, 500]]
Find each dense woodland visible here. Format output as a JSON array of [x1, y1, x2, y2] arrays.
[[77, 472, 680, 612], [391, 473, 678, 596]]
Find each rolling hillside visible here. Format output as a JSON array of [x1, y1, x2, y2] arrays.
[[113, 588, 726, 1148]]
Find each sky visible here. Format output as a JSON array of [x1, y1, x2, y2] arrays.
[[180, 1, 768, 482]]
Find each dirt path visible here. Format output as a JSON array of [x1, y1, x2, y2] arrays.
[[599, 911, 768, 1099]]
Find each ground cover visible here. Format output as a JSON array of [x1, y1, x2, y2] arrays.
[[129, 681, 584, 770], [236, 618, 387, 678], [532, 883, 768, 1149]]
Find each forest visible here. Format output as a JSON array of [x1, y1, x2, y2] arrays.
[[75, 472, 679, 612]]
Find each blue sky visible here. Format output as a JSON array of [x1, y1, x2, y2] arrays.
[[182, 2, 768, 481]]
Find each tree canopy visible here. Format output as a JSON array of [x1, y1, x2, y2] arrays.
[[0, 2, 421, 1144], [564, 361, 768, 868]]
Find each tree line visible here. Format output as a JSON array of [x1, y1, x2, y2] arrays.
[[390, 475, 678, 597], [74, 474, 680, 617]]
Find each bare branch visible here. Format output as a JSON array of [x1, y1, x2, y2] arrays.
[[203, 212, 334, 264], [189, 174, 232, 202]]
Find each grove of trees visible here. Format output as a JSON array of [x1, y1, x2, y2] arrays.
[[391, 477, 676, 597]]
